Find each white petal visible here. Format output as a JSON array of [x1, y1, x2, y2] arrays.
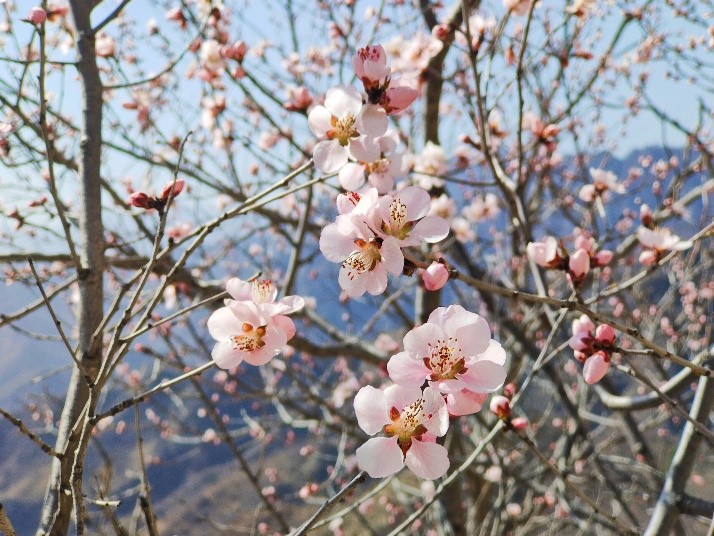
[[421, 386, 449, 436], [413, 215, 450, 243], [225, 278, 251, 301], [445, 309, 491, 356], [325, 85, 362, 117], [459, 360, 507, 393], [338, 163, 366, 190], [307, 105, 333, 137], [379, 237, 404, 276], [396, 186, 430, 220], [314, 140, 348, 174], [319, 222, 358, 262], [477, 340, 507, 366], [349, 136, 380, 163], [354, 385, 391, 435], [207, 307, 240, 341], [383, 384, 422, 411], [405, 440, 449, 479], [356, 437, 404, 478], [403, 323, 443, 358], [357, 104, 388, 136]]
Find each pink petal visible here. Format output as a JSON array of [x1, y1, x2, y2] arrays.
[[212, 340, 244, 369], [403, 323, 443, 358], [363, 263, 389, 296], [271, 315, 296, 341], [583, 353, 610, 384], [412, 215, 450, 243], [319, 221, 359, 262], [338, 163, 366, 191], [356, 437, 404, 478], [477, 340, 507, 365], [349, 136, 380, 163], [307, 105, 332, 137], [444, 308, 491, 356], [379, 237, 405, 276], [383, 384, 423, 412], [569, 248, 590, 277], [405, 440, 449, 479], [354, 385, 391, 435], [387, 351, 429, 386], [207, 307, 241, 341], [314, 140, 348, 174], [225, 277, 251, 301], [579, 184, 596, 202], [242, 324, 287, 366], [421, 386, 449, 436], [446, 391, 487, 416], [278, 295, 304, 314], [325, 85, 362, 117], [459, 360, 507, 393], [357, 104, 388, 137], [396, 186, 431, 220]]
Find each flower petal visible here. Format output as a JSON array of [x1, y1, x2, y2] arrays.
[[403, 323, 443, 358], [338, 162, 366, 191], [445, 391, 487, 416], [212, 340, 244, 369], [207, 307, 240, 341], [445, 309, 491, 356], [405, 440, 449, 479], [314, 140, 348, 174], [387, 351, 429, 386], [357, 104, 388, 137], [225, 277, 251, 301], [383, 384, 422, 412], [412, 215, 450, 243], [354, 385, 391, 435], [459, 360, 506, 393], [325, 85, 362, 117], [307, 105, 332, 137], [356, 437, 404, 478]]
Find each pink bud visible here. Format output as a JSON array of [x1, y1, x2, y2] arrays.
[[568, 248, 590, 278], [490, 395, 511, 420], [128, 192, 152, 209], [502, 383, 517, 398], [380, 84, 419, 115], [222, 41, 248, 62], [574, 235, 592, 253], [422, 261, 449, 291], [583, 352, 610, 384], [640, 203, 653, 227], [595, 324, 616, 344], [511, 417, 529, 430], [432, 24, 452, 41], [161, 179, 184, 201], [29, 7, 47, 25], [639, 249, 658, 266], [594, 250, 613, 266]]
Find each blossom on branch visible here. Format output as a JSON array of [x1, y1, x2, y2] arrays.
[[354, 385, 449, 479]]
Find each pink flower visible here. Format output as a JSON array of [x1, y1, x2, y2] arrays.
[[224, 277, 304, 317], [637, 226, 692, 253], [387, 306, 506, 413], [593, 250, 613, 266], [200, 39, 225, 72], [582, 351, 610, 385], [462, 193, 499, 222], [422, 261, 449, 291], [28, 7, 47, 25], [412, 142, 447, 190], [337, 131, 404, 193], [207, 301, 290, 368], [526, 237, 563, 269], [95, 33, 116, 58], [319, 209, 404, 297], [283, 86, 313, 112], [379, 82, 419, 115], [503, 0, 530, 16], [371, 186, 450, 247], [579, 168, 625, 203], [354, 385, 449, 479], [222, 41, 248, 62], [308, 85, 387, 173], [568, 314, 596, 352], [352, 45, 390, 91]]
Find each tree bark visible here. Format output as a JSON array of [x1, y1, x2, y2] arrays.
[[37, 2, 105, 534]]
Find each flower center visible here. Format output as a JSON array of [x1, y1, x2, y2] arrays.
[[381, 199, 414, 240], [364, 158, 389, 176], [251, 279, 274, 304], [328, 115, 358, 146], [383, 398, 433, 454], [424, 338, 467, 381], [230, 322, 267, 352], [342, 238, 382, 279]]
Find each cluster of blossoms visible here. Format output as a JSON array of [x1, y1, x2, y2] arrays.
[[354, 305, 507, 479], [527, 234, 612, 285], [579, 168, 626, 203], [568, 315, 618, 384], [207, 278, 304, 369], [320, 186, 450, 297], [308, 44, 417, 187], [636, 205, 692, 266]]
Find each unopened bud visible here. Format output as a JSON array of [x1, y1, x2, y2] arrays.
[[422, 261, 449, 291], [29, 7, 47, 25]]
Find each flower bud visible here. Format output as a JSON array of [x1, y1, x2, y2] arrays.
[[510, 417, 529, 430], [161, 179, 184, 201], [594, 249, 613, 266], [583, 351, 610, 384], [490, 395, 511, 420], [502, 383, 517, 398], [640, 203, 653, 227], [128, 191, 152, 209], [29, 7, 47, 25], [422, 261, 449, 291], [568, 248, 590, 278]]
